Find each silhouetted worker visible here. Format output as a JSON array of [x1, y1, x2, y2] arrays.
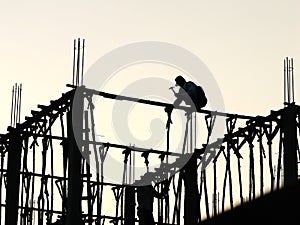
[[136, 182, 168, 225], [167, 75, 207, 113]]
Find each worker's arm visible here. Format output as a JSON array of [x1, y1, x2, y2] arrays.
[[173, 88, 188, 107]]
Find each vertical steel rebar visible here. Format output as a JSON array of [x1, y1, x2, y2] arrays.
[[287, 57, 291, 103], [276, 131, 284, 189], [72, 39, 76, 85], [213, 161, 217, 216], [284, 59, 286, 104], [259, 128, 264, 196], [10, 85, 14, 127], [84, 110, 93, 225], [18, 84, 22, 124], [237, 156, 243, 205], [76, 38, 81, 86], [81, 39, 85, 86], [291, 58, 295, 103]]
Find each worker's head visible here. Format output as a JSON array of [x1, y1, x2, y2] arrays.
[[175, 75, 186, 87]]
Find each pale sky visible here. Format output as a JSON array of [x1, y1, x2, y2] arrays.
[[1, 1, 300, 134], [1, 0, 300, 134]]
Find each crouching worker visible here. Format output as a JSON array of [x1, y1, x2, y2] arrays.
[[168, 75, 207, 112]]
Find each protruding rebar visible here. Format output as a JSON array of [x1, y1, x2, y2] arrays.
[[72, 39, 76, 86], [81, 39, 85, 86]]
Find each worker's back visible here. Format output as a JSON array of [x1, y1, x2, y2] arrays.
[[183, 81, 207, 110]]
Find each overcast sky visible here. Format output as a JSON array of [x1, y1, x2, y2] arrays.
[[1, 0, 299, 134]]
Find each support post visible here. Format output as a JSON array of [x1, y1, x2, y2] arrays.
[[183, 154, 200, 225], [5, 129, 22, 225], [65, 90, 83, 225], [281, 104, 298, 188], [124, 186, 135, 225]]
